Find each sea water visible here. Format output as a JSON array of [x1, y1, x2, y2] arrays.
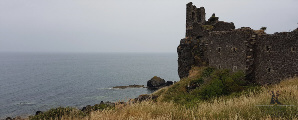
[[0, 52, 179, 118]]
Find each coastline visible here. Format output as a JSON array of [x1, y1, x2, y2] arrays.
[[0, 53, 179, 119], [4, 77, 174, 119]]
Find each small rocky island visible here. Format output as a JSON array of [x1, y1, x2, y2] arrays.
[[147, 76, 173, 90], [112, 76, 174, 90]]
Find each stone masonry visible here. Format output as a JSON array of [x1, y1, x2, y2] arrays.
[[177, 2, 298, 84]]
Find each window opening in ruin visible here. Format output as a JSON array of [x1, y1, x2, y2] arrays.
[[265, 46, 271, 52], [291, 47, 296, 52], [218, 47, 221, 53], [218, 65, 221, 69], [245, 66, 249, 70], [196, 36, 202, 39], [232, 47, 237, 52], [192, 12, 195, 18], [267, 68, 272, 72]]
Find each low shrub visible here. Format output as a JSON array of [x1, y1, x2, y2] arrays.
[[201, 67, 215, 77], [194, 69, 247, 100], [202, 25, 214, 30], [155, 67, 258, 105]]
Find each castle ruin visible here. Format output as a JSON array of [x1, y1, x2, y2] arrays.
[[177, 2, 298, 84]]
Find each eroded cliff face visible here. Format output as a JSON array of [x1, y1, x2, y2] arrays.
[[177, 37, 209, 78], [177, 38, 196, 78]]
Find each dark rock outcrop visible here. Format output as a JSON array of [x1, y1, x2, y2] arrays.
[[165, 81, 173, 86], [35, 111, 43, 115], [5, 117, 12, 120], [81, 105, 92, 113], [129, 94, 158, 103], [81, 101, 115, 113], [147, 76, 166, 89]]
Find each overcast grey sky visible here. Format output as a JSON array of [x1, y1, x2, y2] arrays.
[[0, 0, 297, 53]]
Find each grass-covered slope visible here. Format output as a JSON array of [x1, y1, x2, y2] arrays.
[[153, 67, 257, 106], [91, 76, 297, 119], [30, 67, 298, 119]]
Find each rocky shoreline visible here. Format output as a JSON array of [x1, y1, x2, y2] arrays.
[[4, 76, 175, 120]]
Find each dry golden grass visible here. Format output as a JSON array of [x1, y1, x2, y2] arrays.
[[56, 77, 298, 120], [25, 66, 298, 120]]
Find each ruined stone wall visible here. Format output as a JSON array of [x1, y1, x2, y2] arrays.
[[196, 6, 205, 24], [185, 2, 194, 37], [178, 2, 298, 84], [204, 28, 254, 73], [212, 21, 235, 31], [178, 2, 207, 78], [245, 32, 258, 82], [179, 2, 235, 78], [254, 30, 298, 84]]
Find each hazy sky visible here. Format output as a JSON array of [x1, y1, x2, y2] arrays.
[[0, 0, 297, 53]]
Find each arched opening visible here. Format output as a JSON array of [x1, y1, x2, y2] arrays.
[[291, 47, 296, 52]]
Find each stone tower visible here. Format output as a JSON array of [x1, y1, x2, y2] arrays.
[[185, 2, 206, 38]]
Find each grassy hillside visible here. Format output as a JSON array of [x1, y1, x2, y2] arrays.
[[30, 67, 298, 120]]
